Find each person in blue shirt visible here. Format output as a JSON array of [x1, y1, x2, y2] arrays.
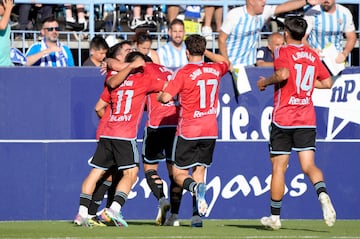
[[0, 0, 14, 66], [256, 32, 284, 67], [26, 17, 75, 67]]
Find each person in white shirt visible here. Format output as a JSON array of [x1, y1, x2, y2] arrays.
[[303, 0, 357, 64], [157, 19, 188, 68], [218, 0, 321, 68]]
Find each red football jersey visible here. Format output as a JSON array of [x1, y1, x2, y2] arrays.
[[273, 44, 330, 127], [145, 63, 179, 128], [101, 64, 166, 139], [164, 61, 228, 139], [96, 86, 111, 140]]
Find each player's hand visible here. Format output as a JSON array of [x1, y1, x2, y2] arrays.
[[129, 57, 145, 69], [46, 46, 62, 54], [100, 61, 107, 75], [257, 76, 266, 91], [275, 68, 289, 81], [306, 0, 322, 6], [335, 52, 346, 64]]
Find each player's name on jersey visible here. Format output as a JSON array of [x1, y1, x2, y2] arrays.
[[190, 67, 221, 80]]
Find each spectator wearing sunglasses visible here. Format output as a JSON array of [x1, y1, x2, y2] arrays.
[[25, 17, 75, 67]]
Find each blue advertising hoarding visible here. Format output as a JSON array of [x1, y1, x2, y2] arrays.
[[0, 67, 359, 220]]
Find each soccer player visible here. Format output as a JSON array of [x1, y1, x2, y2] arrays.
[[75, 51, 167, 227], [256, 16, 336, 230], [303, 0, 357, 64], [76, 41, 134, 226], [139, 59, 182, 226], [158, 34, 229, 227]]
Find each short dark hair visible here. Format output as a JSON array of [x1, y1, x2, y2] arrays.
[[41, 16, 58, 26], [125, 51, 146, 63], [284, 16, 307, 41], [90, 36, 109, 51], [185, 34, 206, 56], [169, 19, 184, 30], [107, 40, 132, 58]]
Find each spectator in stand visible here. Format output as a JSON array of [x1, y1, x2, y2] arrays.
[[83, 36, 109, 67], [202, 6, 223, 40], [0, 0, 14, 66], [65, 4, 87, 31], [130, 5, 157, 30], [16, 4, 53, 39], [157, 19, 188, 68], [218, 0, 321, 68], [303, 0, 357, 65], [26, 17, 75, 67], [167, 5, 180, 23], [133, 30, 160, 64], [256, 32, 284, 67]]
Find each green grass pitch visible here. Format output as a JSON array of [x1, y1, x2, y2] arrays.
[[0, 220, 359, 239]]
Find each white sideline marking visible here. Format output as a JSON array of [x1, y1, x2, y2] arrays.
[[9, 237, 360, 239], [1, 139, 360, 143]]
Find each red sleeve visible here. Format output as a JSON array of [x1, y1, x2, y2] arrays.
[[100, 87, 110, 103], [316, 58, 331, 81], [163, 69, 184, 97], [274, 47, 287, 70]]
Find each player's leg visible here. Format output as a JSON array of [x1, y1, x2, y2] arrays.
[[101, 139, 139, 227], [261, 124, 291, 230], [75, 167, 106, 227], [75, 139, 114, 227], [88, 172, 113, 218], [142, 127, 170, 225], [144, 163, 170, 225], [164, 162, 182, 226], [296, 127, 336, 227], [102, 166, 138, 227]]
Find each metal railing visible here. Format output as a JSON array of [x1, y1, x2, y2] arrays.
[[11, 0, 360, 66]]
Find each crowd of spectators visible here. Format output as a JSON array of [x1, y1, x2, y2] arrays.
[[3, 1, 359, 67]]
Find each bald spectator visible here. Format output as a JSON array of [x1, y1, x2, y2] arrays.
[[256, 32, 284, 67]]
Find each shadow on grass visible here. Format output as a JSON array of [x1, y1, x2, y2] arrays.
[[127, 221, 190, 227], [224, 223, 328, 233]]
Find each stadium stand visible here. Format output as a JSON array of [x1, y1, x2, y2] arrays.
[[10, 0, 360, 66]]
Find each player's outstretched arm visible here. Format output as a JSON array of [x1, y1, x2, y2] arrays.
[[257, 68, 289, 91], [204, 50, 230, 67]]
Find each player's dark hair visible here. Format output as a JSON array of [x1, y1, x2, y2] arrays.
[[90, 36, 109, 51], [107, 40, 132, 58], [125, 51, 146, 63], [185, 34, 206, 56], [143, 55, 153, 63], [284, 16, 307, 41]]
